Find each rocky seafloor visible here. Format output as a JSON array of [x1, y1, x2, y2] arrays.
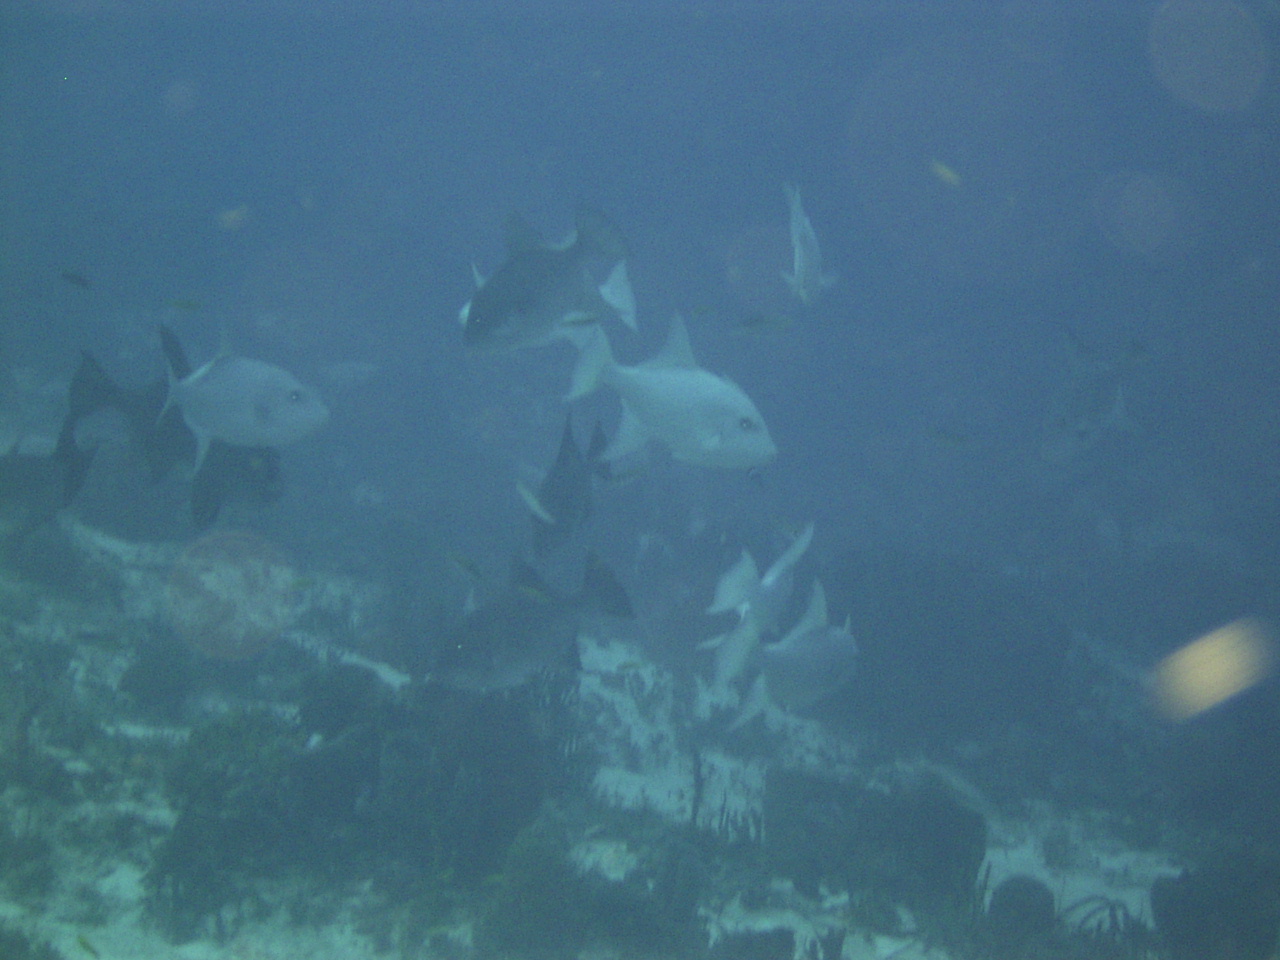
[[1, 518, 1276, 960]]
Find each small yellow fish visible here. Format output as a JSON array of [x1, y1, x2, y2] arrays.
[[930, 159, 962, 187]]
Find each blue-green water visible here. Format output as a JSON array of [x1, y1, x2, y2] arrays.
[[2, 4, 1277, 958]]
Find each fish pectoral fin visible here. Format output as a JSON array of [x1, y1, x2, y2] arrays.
[[649, 314, 698, 368]]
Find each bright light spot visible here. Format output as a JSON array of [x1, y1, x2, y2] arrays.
[[1154, 617, 1274, 720]]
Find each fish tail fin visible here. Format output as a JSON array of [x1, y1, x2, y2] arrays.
[[52, 409, 96, 506], [567, 326, 613, 400], [579, 552, 634, 619]]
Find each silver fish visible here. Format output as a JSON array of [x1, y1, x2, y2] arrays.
[[568, 316, 776, 470], [161, 328, 329, 471], [460, 207, 636, 350], [701, 522, 815, 696], [731, 580, 858, 729], [781, 183, 836, 306]]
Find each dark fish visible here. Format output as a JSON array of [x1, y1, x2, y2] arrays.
[[69, 345, 282, 529], [71, 351, 188, 480], [460, 207, 636, 351], [530, 415, 609, 557], [429, 553, 632, 694], [0, 409, 95, 540], [60, 270, 91, 289]]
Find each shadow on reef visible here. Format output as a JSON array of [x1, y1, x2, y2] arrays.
[[755, 767, 1192, 960], [478, 801, 711, 960], [1151, 858, 1280, 960], [145, 662, 567, 944], [765, 768, 987, 921]]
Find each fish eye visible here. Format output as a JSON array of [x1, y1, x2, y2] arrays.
[[289, 389, 303, 403], [739, 417, 759, 432]]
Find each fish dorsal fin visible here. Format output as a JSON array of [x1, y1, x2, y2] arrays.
[[649, 314, 698, 369], [599, 261, 637, 330], [707, 549, 760, 615], [761, 521, 815, 589], [471, 262, 486, 289], [503, 214, 543, 254]]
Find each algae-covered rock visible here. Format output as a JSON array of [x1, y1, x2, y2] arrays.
[[147, 710, 306, 942], [481, 803, 706, 958]]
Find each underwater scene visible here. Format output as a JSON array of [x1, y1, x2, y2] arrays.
[[2, 2, 1279, 959]]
